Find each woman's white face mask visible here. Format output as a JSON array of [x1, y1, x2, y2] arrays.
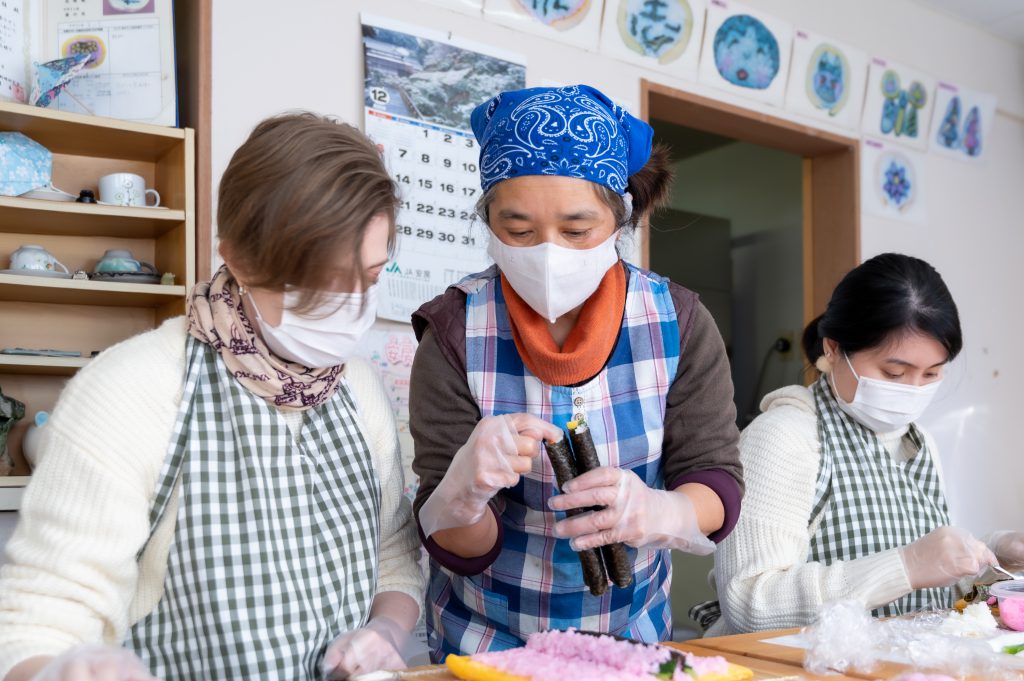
[[250, 286, 378, 368], [487, 232, 619, 323], [832, 352, 942, 432]]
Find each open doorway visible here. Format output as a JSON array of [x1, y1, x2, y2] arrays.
[[639, 80, 861, 639]]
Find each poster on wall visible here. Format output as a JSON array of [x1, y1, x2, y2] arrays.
[[0, 0, 28, 102], [418, 0, 483, 15], [784, 28, 866, 130], [860, 57, 935, 151], [361, 14, 526, 323], [598, 0, 707, 82], [861, 137, 927, 224], [697, 0, 793, 107], [929, 81, 996, 162], [483, 0, 604, 51], [356, 326, 419, 499], [38, 0, 177, 125]]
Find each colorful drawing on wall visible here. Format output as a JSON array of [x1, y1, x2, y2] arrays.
[[697, 0, 792, 107], [483, 0, 603, 50], [860, 58, 935, 151], [878, 150, 915, 211], [861, 138, 927, 224], [598, 0, 706, 80], [784, 30, 866, 129], [806, 44, 847, 113], [418, 0, 484, 14], [621, 0, 694, 63], [928, 81, 997, 162], [713, 14, 778, 88]]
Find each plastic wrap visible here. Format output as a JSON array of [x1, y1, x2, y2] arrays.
[[802, 600, 1024, 679]]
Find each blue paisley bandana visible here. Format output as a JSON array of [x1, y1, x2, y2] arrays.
[[470, 85, 653, 195]]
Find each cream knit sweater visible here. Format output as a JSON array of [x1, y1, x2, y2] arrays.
[[708, 383, 947, 636], [0, 318, 424, 678]]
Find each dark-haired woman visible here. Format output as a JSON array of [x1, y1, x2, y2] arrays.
[[706, 253, 1022, 635], [408, 85, 744, 659]]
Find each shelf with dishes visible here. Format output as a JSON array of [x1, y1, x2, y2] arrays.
[[0, 355, 91, 376], [0, 196, 186, 239], [0, 102, 196, 508], [0, 272, 186, 306]]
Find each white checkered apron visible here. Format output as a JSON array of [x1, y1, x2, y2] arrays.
[[125, 336, 381, 679], [809, 376, 951, 616]]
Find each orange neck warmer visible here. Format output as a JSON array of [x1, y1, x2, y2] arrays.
[[500, 262, 626, 386]]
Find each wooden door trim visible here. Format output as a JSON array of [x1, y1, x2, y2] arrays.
[[640, 79, 860, 330]]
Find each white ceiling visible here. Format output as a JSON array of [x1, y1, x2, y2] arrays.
[[916, 0, 1024, 48]]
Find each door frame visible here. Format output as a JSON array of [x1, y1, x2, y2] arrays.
[[640, 79, 860, 327]]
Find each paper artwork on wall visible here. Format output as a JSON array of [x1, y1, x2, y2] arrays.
[[784, 28, 866, 130], [929, 81, 996, 162], [861, 138, 927, 224], [860, 57, 935, 151], [697, 0, 792, 107], [483, 0, 604, 51], [598, 0, 707, 82], [418, 0, 484, 15]]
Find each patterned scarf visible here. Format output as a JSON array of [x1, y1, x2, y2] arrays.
[[186, 266, 344, 410]]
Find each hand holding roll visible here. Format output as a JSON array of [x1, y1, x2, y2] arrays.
[[419, 413, 562, 538], [549, 466, 715, 556]]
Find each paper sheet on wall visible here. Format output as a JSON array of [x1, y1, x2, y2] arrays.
[[929, 81, 996, 162], [361, 13, 526, 323], [861, 137, 927, 224], [483, 0, 604, 51], [356, 325, 420, 500], [783, 28, 867, 131], [0, 0, 28, 102], [697, 0, 793, 107], [860, 57, 936, 152], [42, 0, 176, 126], [598, 0, 707, 83]]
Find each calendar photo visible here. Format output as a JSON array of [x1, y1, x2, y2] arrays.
[[361, 14, 526, 322]]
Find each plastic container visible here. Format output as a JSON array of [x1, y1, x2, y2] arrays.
[[991, 580, 1024, 632], [21, 410, 48, 469]]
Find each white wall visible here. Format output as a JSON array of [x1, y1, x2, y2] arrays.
[[211, 0, 1024, 535]]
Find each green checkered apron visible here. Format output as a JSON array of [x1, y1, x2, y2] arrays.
[[124, 336, 380, 679], [809, 375, 951, 616]]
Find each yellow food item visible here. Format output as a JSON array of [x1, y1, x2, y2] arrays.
[[446, 654, 531, 681], [697, 663, 755, 681]]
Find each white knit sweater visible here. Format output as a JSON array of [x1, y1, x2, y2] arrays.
[[708, 383, 946, 636], [0, 318, 424, 678]]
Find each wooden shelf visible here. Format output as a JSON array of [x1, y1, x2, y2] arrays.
[[0, 197, 186, 238], [0, 101, 183, 161], [0, 273, 185, 306], [0, 355, 91, 376]]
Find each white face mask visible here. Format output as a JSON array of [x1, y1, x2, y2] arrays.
[[487, 232, 619, 323], [831, 352, 942, 432], [250, 286, 378, 368]]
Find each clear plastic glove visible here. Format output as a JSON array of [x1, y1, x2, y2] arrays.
[[419, 413, 562, 538], [899, 526, 996, 589], [321, 616, 407, 680], [29, 645, 157, 681], [548, 466, 715, 555], [989, 530, 1024, 571]]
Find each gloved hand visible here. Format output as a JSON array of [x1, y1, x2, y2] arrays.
[[899, 526, 996, 589], [548, 466, 715, 555], [29, 645, 157, 681], [989, 530, 1024, 571], [419, 413, 562, 538], [321, 616, 407, 680]]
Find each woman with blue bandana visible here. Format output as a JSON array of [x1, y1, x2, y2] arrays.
[[409, 85, 743, 659]]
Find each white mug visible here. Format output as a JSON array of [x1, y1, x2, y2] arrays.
[[98, 172, 160, 207], [9, 244, 69, 273]]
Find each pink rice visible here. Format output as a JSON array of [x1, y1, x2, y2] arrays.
[[470, 629, 729, 681]]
